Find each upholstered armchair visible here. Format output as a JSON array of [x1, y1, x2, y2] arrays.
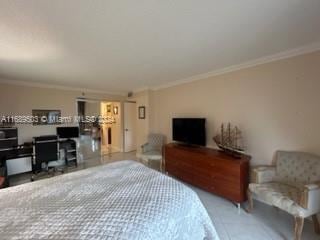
[[248, 151, 320, 240], [140, 133, 164, 171]]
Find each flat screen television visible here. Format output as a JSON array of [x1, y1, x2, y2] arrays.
[[56, 127, 79, 139], [172, 118, 206, 146]]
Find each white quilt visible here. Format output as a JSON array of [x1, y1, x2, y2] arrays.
[[0, 160, 219, 240]]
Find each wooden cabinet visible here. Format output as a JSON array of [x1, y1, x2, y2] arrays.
[[164, 143, 250, 203]]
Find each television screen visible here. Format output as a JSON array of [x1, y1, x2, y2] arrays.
[[172, 118, 206, 146], [57, 127, 79, 139]]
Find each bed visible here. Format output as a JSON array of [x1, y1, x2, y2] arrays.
[[0, 160, 219, 240]]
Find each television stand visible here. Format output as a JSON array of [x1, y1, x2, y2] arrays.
[[164, 143, 250, 206]]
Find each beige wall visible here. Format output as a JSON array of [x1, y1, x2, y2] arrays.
[[151, 51, 320, 165], [0, 83, 124, 144], [128, 90, 152, 153], [85, 101, 100, 117], [1, 51, 319, 163]]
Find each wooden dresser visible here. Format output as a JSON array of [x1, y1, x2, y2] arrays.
[[164, 143, 250, 203]]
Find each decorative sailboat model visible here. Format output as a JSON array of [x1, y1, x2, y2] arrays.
[[213, 123, 245, 158]]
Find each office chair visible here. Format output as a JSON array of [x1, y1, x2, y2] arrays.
[[32, 135, 65, 181]]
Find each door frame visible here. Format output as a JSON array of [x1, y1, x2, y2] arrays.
[[100, 101, 122, 152], [75, 97, 124, 152]]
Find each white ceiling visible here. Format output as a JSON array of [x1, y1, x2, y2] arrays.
[[0, 0, 320, 94]]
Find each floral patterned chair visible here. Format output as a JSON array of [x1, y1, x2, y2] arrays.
[[248, 151, 320, 240]]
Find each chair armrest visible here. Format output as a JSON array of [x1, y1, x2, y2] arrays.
[[304, 181, 320, 191], [300, 181, 320, 210], [141, 143, 150, 153], [250, 165, 276, 184]]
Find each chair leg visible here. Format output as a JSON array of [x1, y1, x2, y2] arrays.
[[294, 216, 304, 240], [312, 214, 320, 234], [247, 189, 253, 213]]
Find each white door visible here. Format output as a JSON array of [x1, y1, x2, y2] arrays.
[[124, 102, 137, 152]]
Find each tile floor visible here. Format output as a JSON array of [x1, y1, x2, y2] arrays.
[[77, 135, 122, 161], [8, 141, 319, 240], [193, 186, 319, 240]]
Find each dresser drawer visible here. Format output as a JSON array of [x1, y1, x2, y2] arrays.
[[192, 162, 215, 176], [192, 175, 214, 193], [193, 161, 240, 183], [165, 148, 195, 165], [165, 156, 192, 169], [212, 161, 240, 179], [212, 180, 243, 202], [212, 171, 240, 185], [167, 164, 194, 184]]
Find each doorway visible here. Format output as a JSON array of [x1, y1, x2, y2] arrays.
[[77, 99, 101, 161], [76, 99, 122, 161], [100, 101, 122, 154]]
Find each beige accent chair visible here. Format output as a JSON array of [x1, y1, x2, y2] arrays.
[[140, 134, 164, 171], [248, 151, 320, 240]]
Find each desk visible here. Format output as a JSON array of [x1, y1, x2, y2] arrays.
[[0, 145, 33, 160], [0, 127, 32, 162], [0, 143, 33, 187], [1, 145, 33, 176], [0, 133, 77, 185]]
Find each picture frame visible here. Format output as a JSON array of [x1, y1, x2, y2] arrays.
[[138, 106, 146, 119], [106, 104, 111, 113], [32, 109, 61, 125], [113, 106, 119, 115]]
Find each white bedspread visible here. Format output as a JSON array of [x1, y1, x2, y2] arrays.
[[0, 160, 219, 240]]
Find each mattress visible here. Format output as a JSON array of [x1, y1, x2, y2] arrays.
[[0, 160, 219, 240]]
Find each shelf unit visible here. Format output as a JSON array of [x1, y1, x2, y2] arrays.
[[0, 128, 18, 151], [60, 139, 77, 167]]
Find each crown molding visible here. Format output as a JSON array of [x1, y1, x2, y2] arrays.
[[1, 41, 320, 95], [0, 78, 127, 96], [132, 87, 150, 94], [151, 41, 320, 91]]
